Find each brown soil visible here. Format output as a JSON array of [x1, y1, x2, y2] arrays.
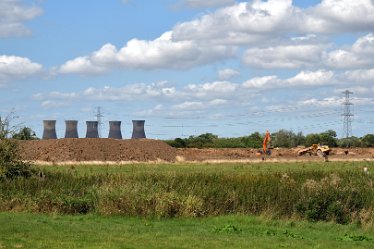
[[177, 147, 374, 162], [16, 139, 374, 163], [18, 138, 177, 162]]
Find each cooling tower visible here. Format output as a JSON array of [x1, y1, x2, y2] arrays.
[[86, 121, 99, 138], [108, 121, 122, 139], [42, 120, 57, 139], [65, 120, 79, 138], [131, 120, 146, 139]]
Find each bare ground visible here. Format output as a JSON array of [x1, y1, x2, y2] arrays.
[[17, 139, 374, 164]]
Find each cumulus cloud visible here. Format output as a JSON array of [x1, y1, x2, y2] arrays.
[[58, 32, 235, 74], [184, 81, 238, 99], [0, 0, 43, 37], [287, 70, 334, 86], [304, 0, 374, 33], [243, 44, 325, 69], [243, 70, 334, 88], [58, 1, 374, 74], [0, 55, 43, 84], [218, 68, 240, 80], [82, 81, 178, 101], [172, 0, 296, 45], [343, 68, 374, 82], [325, 33, 374, 69]]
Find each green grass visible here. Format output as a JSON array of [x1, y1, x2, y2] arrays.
[[1, 161, 374, 224], [0, 212, 373, 249], [38, 160, 374, 176]]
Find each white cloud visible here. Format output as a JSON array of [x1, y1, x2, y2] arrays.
[[41, 100, 69, 109], [177, 0, 235, 9], [32, 91, 79, 101], [325, 33, 374, 69], [243, 70, 334, 89], [298, 97, 342, 107], [57, 1, 374, 74], [0, 0, 42, 37], [172, 1, 296, 45], [305, 0, 374, 33], [185, 81, 238, 99], [172, 101, 205, 111], [286, 70, 334, 86], [59, 56, 108, 75], [209, 99, 228, 106], [58, 32, 235, 74], [243, 75, 279, 88], [0, 55, 43, 84], [299, 96, 374, 108], [82, 81, 178, 101], [218, 68, 240, 80], [243, 44, 324, 69], [343, 68, 374, 82]]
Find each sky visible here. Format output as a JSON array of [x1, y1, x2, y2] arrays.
[[0, 0, 374, 139]]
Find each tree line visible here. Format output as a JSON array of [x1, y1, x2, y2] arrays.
[[165, 130, 374, 148]]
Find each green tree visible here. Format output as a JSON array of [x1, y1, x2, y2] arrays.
[[319, 130, 338, 147], [362, 134, 374, 147], [241, 132, 263, 148], [12, 127, 38, 140], [305, 133, 321, 146]]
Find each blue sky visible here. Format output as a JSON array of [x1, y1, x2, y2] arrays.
[[0, 0, 373, 139]]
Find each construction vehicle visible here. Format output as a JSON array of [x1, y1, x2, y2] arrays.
[[263, 130, 271, 156], [297, 144, 331, 158]]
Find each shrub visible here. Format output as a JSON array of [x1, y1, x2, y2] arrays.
[[0, 139, 33, 179]]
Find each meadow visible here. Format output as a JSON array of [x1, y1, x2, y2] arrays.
[[1, 161, 374, 248], [1, 212, 373, 249]]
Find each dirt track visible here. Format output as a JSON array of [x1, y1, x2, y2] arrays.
[[18, 139, 374, 163]]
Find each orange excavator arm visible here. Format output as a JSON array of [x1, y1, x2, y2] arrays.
[[263, 130, 271, 154]]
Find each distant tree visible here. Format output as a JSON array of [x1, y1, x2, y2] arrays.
[[241, 132, 263, 148], [319, 130, 338, 147], [12, 127, 38, 140], [362, 134, 374, 147], [338, 137, 362, 148], [305, 133, 321, 146], [185, 133, 218, 148]]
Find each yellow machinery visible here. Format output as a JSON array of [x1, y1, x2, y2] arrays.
[[297, 144, 331, 157]]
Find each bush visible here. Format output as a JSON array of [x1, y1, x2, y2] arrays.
[[0, 139, 33, 179]]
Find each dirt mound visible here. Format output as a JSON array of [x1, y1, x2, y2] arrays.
[[19, 138, 176, 162]]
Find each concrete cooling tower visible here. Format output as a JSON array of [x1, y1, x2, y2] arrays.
[[65, 120, 79, 138], [131, 120, 146, 139], [86, 121, 99, 138], [108, 121, 122, 139], [42, 120, 57, 139]]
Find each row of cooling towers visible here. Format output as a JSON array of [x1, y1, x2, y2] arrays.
[[42, 120, 146, 140]]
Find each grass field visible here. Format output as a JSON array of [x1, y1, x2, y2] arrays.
[[1, 161, 374, 248], [1, 212, 373, 249], [39, 160, 374, 175]]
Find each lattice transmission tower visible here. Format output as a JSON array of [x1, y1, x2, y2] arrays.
[[342, 90, 354, 139]]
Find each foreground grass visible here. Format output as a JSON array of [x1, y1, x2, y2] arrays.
[[1, 161, 374, 225], [0, 212, 373, 249], [38, 160, 374, 176]]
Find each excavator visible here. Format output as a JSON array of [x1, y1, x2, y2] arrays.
[[258, 130, 272, 160], [263, 130, 271, 156]]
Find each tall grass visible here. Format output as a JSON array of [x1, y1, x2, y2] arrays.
[[0, 166, 374, 226]]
